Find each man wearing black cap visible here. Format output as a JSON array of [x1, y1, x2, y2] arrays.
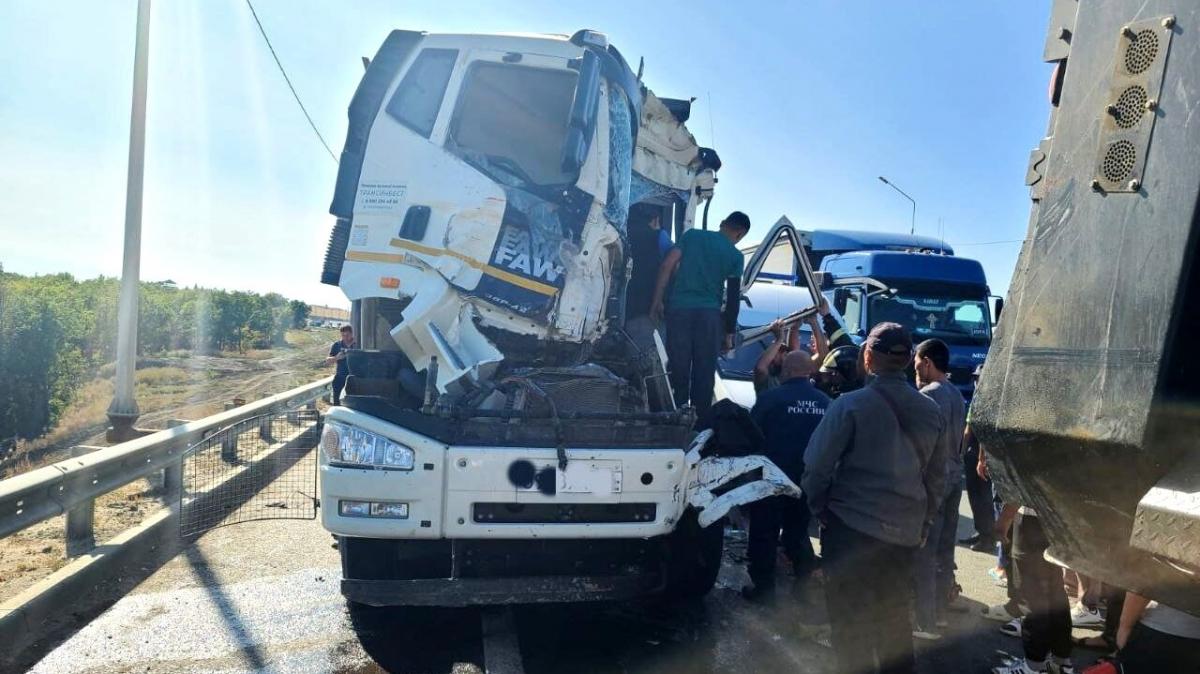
[[802, 322, 947, 674]]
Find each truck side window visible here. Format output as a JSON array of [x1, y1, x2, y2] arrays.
[[449, 63, 578, 186], [385, 48, 459, 138], [843, 290, 862, 334]]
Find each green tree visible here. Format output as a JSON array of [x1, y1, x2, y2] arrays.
[[0, 270, 312, 442], [289, 299, 311, 329]]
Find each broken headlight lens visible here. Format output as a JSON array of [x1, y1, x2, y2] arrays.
[[321, 421, 414, 470]]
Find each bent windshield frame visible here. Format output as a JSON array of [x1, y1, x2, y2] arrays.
[[448, 61, 579, 188]]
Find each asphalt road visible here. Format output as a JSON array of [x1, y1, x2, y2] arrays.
[[22, 494, 1107, 674]]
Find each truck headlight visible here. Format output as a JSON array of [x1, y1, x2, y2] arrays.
[[321, 421, 415, 470]]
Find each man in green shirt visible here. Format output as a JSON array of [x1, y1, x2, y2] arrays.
[[649, 211, 750, 419]]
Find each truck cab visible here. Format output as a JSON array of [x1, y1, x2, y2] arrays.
[[822, 251, 992, 400], [316, 29, 805, 608]]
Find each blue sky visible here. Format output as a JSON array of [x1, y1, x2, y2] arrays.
[[0, 1, 1050, 307]]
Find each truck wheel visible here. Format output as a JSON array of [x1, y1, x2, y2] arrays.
[[663, 510, 724, 600]]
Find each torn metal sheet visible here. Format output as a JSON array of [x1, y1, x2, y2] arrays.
[[682, 430, 803, 527], [635, 90, 702, 191]]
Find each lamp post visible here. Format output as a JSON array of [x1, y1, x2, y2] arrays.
[[878, 176, 916, 236], [106, 0, 152, 442]]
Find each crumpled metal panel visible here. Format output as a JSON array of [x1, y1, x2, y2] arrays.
[[683, 430, 802, 528]]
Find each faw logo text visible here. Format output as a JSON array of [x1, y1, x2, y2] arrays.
[[493, 225, 565, 285]]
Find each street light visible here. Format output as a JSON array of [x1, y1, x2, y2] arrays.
[[106, 0, 152, 442], [878, 176, 916, 236]]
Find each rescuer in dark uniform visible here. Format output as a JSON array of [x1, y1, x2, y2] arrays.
[[815, 344, 864, 399], [743, 349, 831, 600]]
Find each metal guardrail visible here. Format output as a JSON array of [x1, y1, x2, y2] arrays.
[[0, 377, 332, 549]]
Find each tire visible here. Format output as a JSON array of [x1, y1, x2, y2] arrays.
[[662, 509, 725, 600]]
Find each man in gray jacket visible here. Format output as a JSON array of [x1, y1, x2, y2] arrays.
[[803, 322, 947, 674]]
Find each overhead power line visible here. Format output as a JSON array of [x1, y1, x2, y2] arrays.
[[243, 0, 338, 164]]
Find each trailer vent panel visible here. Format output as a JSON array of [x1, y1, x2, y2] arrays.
[[1102, 140, 1137, 183], [1114, 85, 1147, 129], [1124, 29, 1159, 75]]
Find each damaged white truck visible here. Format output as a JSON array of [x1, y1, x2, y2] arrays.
[[317, 29, 823, 606]]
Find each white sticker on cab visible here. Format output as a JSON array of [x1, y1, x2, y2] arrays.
[[356, 183, 407, 214]]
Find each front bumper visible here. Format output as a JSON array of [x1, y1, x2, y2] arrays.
[[319, 407, 689, 540]]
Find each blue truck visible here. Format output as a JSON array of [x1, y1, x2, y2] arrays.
[[738, 224, 995, 400], [815, 232, 995, 400]]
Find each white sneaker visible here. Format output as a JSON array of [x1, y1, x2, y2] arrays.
[[912, 628, 942, 641], [991, 659, 1043, 674], [1000, 617, 1023, 638], [1070, 603, 1103, 628]]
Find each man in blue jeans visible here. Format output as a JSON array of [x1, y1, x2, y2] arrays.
[[649, 212, 750, 421], [912, 338, 967, 640]]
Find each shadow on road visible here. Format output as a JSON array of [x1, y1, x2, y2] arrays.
[[184, 546, 271, 670]]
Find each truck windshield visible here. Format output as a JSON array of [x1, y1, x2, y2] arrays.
[[450, 62, 578, 187], [869, 291, 991, 346]]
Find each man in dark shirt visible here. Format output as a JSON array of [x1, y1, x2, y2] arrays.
[[744, 350, 831, 599], [649, 212, 750, 420], [960, 364, 997, 551], [624, 213, 671, 352], [325, 325, 356, 405]]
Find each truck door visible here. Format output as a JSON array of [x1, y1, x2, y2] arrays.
[[736, 218, 824, 345]]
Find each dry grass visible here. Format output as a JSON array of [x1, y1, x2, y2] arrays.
[[134, 366, 192, 387], [11, 378, 114, 461]]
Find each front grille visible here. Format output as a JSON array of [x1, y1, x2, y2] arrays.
[[473, 502, 656, 524]]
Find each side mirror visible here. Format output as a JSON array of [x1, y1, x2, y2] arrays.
[[561, 50, 602, 174], [833, 288, 849, 311], [991, 296, 1004, 325], [813, 271, 835, 291]]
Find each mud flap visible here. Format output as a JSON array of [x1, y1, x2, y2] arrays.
[[682, 430, 802, 527]]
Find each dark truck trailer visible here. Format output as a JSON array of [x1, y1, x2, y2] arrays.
[[972, 0, 1200, 613]]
